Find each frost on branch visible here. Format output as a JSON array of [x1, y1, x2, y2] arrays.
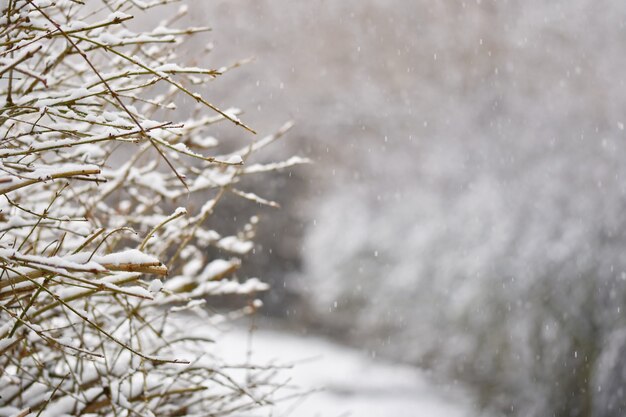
[[0, 1, 306, 415]]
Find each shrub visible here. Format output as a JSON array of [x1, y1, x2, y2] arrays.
[[0, 1, 304, 415]]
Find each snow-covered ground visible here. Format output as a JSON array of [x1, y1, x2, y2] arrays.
[[189, 317, 476, 417]]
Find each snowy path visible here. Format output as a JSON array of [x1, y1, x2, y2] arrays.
[[195, 319, 476, 417]]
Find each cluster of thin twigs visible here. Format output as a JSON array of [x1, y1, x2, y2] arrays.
[[0, 0, 307, 415]]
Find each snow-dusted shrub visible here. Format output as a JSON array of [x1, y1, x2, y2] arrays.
[[302, 141, 626, 416], [302, 136, 626, 417], [296, 2, 626, 415], [0, 1, 304, 415]]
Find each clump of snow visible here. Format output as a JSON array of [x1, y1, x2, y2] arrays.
[[96, 249, 160, 266], [217, 236, 253, 254], [148, 279, 163, 294], [225, 155, 243, 165]]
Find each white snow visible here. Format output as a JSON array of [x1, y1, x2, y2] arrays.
[[148, 279, 163, 294], [223, 108, 241, 123], [217, 235, 254, 254], [200, 259, 234, 280], [225, 154, 243, 164], [191, 319, 477, 417], [96, 249, 160, 266]]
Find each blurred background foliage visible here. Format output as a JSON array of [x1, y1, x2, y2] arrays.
[[176, 1, 626, 416]]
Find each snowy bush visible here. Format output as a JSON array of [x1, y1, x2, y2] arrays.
[[294, 2, 626, 416], [302, 142, 626, 417], [0, 1, 304, 415]]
